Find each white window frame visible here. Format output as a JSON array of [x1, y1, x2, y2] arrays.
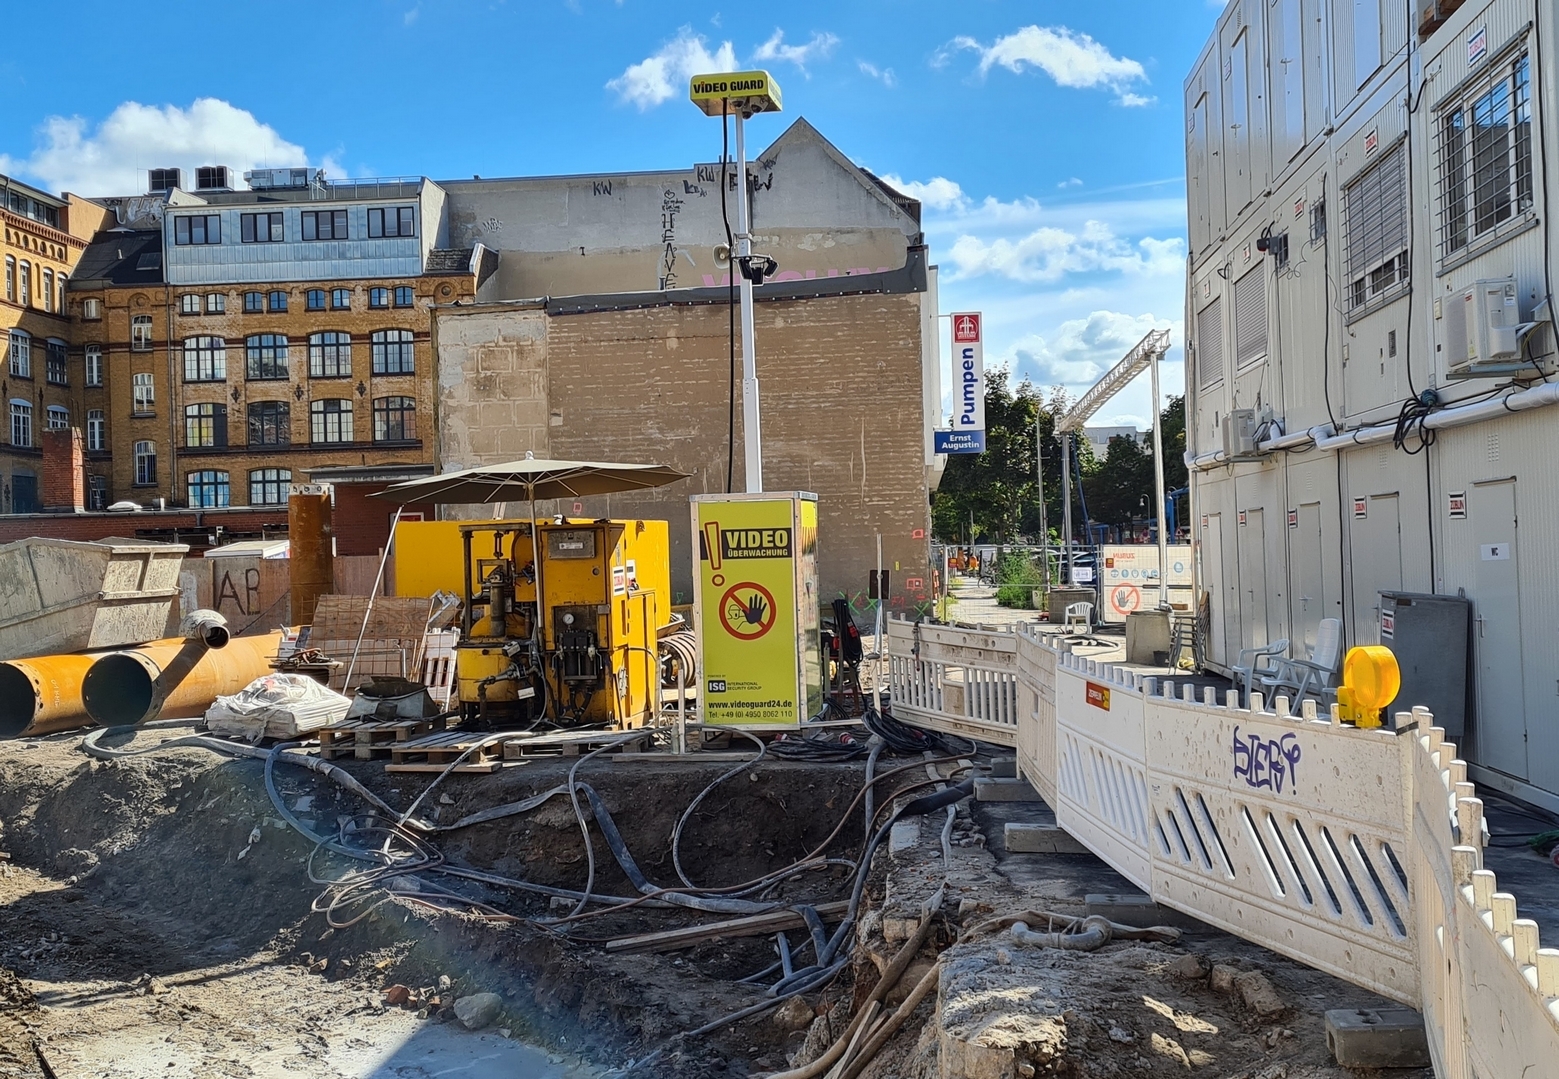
[[87, 409, 105, 451], [132, 372, 155, 414], [85, 345, 103, 387], [10, 399, 32, 448]]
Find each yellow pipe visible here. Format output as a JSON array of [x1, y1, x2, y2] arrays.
[[81, 631, 290, 728], [0, 653, 103, 738]]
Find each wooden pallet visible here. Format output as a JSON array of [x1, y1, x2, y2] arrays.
[[384, 731, 506, 773], [316, 715, 449, 760], [501, 729, 652, 761]]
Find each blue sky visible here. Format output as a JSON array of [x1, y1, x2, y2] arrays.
[[0, 0, 1227, 427]]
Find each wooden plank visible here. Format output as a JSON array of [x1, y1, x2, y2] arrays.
[[603, 901, 851, 955], [384, 761, 504, 774], [502, 730, 651, 760]]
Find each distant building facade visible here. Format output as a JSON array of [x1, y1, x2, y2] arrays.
[[67, 170, 481, 519], [0, 178, 109, 512]]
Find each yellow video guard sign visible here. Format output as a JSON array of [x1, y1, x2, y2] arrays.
[[694, 495, 819, 728], [688, 70, 782, 116]]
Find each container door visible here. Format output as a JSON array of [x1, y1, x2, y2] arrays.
[[1290, 501, 1325, 655], [1470, 479, 1526, 780], [1238, 508, 1270, 650], [1348, 492, 1402, 643], [1203, 512, 1240, 668]]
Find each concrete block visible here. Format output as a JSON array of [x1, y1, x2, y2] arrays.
[[989, 756, 1017, 779], [889, 819, 921, 855], [1003, 822, 1091, 854], [1085, 893, 1210, 932], [1324, 1008, 1430, 1068], [975, 777, 1042, 803]]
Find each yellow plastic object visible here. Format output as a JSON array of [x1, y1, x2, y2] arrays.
[[689, 70, 782, 117], [1336, 645, 1401, 728]]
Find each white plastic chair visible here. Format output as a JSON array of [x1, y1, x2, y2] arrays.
[[1262, 618, 1343, 702], [1063, 601, 1093, 635], [1233, 638, 1289, 707]]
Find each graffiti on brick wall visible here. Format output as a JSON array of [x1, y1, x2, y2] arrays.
[[659, 188, 685, 290]]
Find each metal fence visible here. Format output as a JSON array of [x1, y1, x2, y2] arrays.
[[884, 614, 1559, 1072]]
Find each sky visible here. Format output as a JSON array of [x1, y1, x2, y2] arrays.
[[0, 0, 1228, 428]]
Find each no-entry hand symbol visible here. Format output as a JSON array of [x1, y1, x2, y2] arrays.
[[720, 582, 777, 640]]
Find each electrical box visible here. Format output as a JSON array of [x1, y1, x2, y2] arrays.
[[1379, 591, 1470, 738], [1222, 409, 1259, 457], [692, 493, 821, 729], [1443, 277, 1525, 377]]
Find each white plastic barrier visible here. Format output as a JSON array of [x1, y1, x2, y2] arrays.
[[1142, 683, 1416, 1003], [886, 619, 1021, 745], [882, 617, 1559, 1070], [1053, 653, 1153, 889], [1410, 716, 1559, 1077], [1014, 628, 1058, 808]]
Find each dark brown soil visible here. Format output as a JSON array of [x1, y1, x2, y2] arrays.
[[0, 734, 878, 1076]]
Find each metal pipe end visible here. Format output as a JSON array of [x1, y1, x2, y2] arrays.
[[82, 652, 161, 727], [178, 609, 230, 650], [0, 663, 41, 739]]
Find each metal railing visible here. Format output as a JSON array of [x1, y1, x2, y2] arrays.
[[884, 614, 1559, 1072]]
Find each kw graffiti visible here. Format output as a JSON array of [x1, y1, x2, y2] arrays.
[[1231, 727, 1302, 793]]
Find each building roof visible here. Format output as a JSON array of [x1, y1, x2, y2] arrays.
[[72, 229, 165, 285]]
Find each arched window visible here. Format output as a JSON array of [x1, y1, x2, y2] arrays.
[[370, 329, 414, 375], [372, 396, 416, 441], [248, 468, 291, 505], [134, 441, 156, 485], [308, 332, 351, 378], [186, 470, 230, 508], [309, 398, 352, 443], [182, 336, 227, 381], [8, 330, 29, 378], [245, 334, 288, 379]]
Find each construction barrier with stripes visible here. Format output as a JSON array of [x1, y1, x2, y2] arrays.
[[885, 616, 1559, 1076]]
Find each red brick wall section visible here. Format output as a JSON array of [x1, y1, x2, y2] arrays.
[[330, 485, 437, 557], [0, 507, 288, 549], [41, 427, 85, 513]]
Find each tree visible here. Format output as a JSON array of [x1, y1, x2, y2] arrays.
[[933, 379, 1188, 545], [931, 372, 1068, 545]]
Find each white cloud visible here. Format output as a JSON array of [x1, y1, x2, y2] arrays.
[[879, 173, 966, 212], [1008, 311, 1178, 389], [1058, 177, 1082, 188], [0, 98, 312, 197], [944, 220, 1184, 284], [949, 25, 1150, 106], [403, 5, 419, 26], [752, 29, 839, 74], [858, 60, 897, 87], [606, 27, 738, 110]]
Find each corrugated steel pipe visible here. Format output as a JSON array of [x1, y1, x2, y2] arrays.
[[81, 630, 289, 728], [0, 653, 102, 738]]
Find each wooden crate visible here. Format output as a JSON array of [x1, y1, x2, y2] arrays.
[[384, 731, 506, 773], [316, 715, 449, 761], [501, 730, 652, 760]]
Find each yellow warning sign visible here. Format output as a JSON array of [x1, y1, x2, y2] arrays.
[[693, 495, 819, 728], [689, 70, 783, 116]]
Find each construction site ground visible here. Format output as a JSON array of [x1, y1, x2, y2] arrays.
[[0, 722, 1463, 1078]]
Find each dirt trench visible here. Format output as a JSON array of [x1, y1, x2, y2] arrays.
[[0, 735, 873, 1077]]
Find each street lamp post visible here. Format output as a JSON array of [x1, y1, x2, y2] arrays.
[[690, 71, 783, 493]]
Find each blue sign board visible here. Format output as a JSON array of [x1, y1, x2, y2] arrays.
[[934, 429, 986, 454]]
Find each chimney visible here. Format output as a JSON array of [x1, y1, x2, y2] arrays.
[[42, 427, 86, 513]]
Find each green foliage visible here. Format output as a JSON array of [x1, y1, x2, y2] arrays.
[[994, 550, 1046, 608], [932, 377, 1189, 544]]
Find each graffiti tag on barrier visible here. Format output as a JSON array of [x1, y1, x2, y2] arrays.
[[1231, 726, 1301, 793]]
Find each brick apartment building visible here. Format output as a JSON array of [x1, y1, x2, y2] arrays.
[[0, 176, 110, 513]]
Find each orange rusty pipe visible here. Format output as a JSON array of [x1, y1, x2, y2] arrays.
[[0, 653, 103, 738], [81, 631, 291, 728]]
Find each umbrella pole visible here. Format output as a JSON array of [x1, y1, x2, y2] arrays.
[[530, 489, 547, 719]]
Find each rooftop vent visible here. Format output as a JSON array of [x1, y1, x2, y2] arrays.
[[195, 166, 231, 191], [147, 168, 182, 193]]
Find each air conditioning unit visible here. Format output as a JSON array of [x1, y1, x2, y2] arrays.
[[147, 167, 182, 193], [1222, 409, 1259, 457], [1442, 276, 1548, 378], [244, 167, 313, 190], [195, 166, 231, 191]]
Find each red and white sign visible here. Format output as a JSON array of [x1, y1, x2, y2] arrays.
[[1085, 682, 1111, 710], [1353, 497, 1368, 519], [911, 528, 925, 539], [1448, 492, 1467, 519], [1287, 508, 1298, 528], [953, 313, 981, 343]]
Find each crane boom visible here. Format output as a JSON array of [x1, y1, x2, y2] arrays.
[[1056, 329, 1171, 433]]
